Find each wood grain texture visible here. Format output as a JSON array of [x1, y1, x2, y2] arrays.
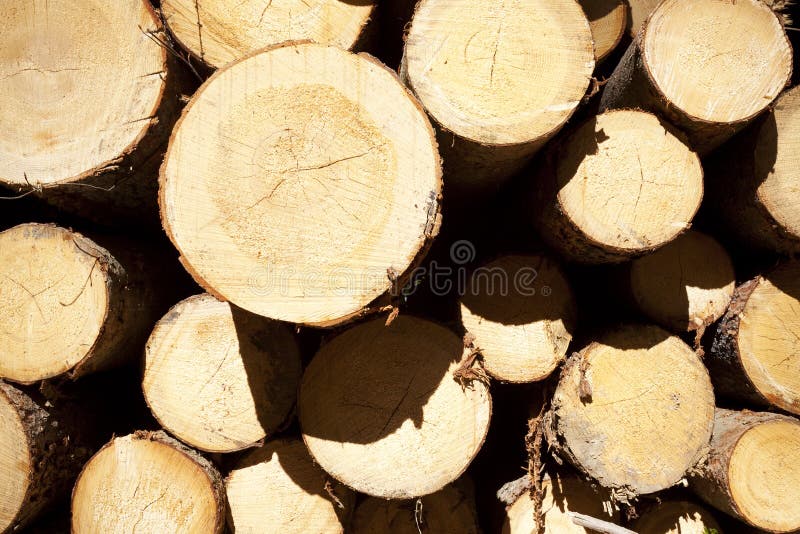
[[579, 0, 627, 61]]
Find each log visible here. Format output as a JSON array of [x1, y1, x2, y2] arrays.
[[689, 409, 800, 533], [578, 0, 627, 61], [402, 0, 595, 189], [600, 0, 793, 154], [707, 85, 800, 254], [160, 42, 442, 327], [500, 474, 618, 534], [71, 431, 226, 533], [633, 500, 722, 534], [629, 230, 735, 333], [225, 438, 353, 533], [0, 381, 92, 532], [547, 325, 715, 495], [298, 316, 492, 499], [0, 223, 157, 384], [706, 261, 800, 416], [0, 0, 185, 228], [459, 254, 577, 383], [625, 0, 660, 36], [534, 110, 703, 264], [142, 294, 302, 453], [161, 0, 377, 69], [351, 480, 479, 534]]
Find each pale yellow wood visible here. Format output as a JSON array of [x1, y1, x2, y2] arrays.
[[579, 0, 627, 61], [634, 501, 721, 534], [551, 325, 715, 494], [226, 439, 349, 534], [162, 0, 375, 69], [143, 294, 301, 453], [0, 0, 166, 186], [0, 224, 108, 384], [404, 0, 594, 146], [643, 0, 792, 124], [459, 255, 576, 383], [72, 433, 223, 533], [298, 316, 492, 499], [0, 388, 29, 532], [738, 261, 800, 415], [160, 42, 441, 326], [502, 476, 617, 534], [626, 0, 661, 36], [630, 230, 735, 332]]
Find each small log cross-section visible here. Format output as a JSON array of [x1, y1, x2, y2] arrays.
[[459, 254, 577, 383], [143, 294, 302, 453], [629, 230, 735, 333], [0, 381, 92, 533], [578, 0, 627, 62], [600, 0, 793, 153], [534, 110, 703, 264], [298, 316, 492, 499], [690, 409, 800, 533], [547, 325, 715, 496], [403, 0, 595, 188], [0, 223, 154, 384], [160, 42, 442, 327], [707, 261, 800, 416], [633, 500, 722, 534], [226, 439, 352, 534], [71, 432, 226, 534], [161, 0, 376, 69]]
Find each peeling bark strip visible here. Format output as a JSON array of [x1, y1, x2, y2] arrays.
[[533, 110, 702, 264], [706, 261, 800, 416], [0, 0, 188, 229], [402, 0, 594, 190], [0, 223, 159, 384], [600, 0, 792, 154], [160, 42, 441, 327], [0, 381, 93, 532], [71, 432, 226, 533], [690, 409, 800, 533]]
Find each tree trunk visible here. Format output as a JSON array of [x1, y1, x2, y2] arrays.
[[706, 261, 800, 416], [629, 230, 735, 333], [161, 0, 377, 69], [143, 293, 302, 453], [459, 254, 577, 383], [401, 0, 595, 190], [160, 41, 442, 327], [689, 409, 800, 533], [0, 0, 189, 231], [600, 0, 792, 154], [578, 0, 627, 62], [633, 500, 722, 534], [0, 223, 161, 384], [546, 325, 715, 496], [71, 431, 226, 533], [706, 85, 800, 254], [226, 438, 353, 534], [298, 315, 492, 499], [0, 381, 93, 533], [533, 110, 703, 264]]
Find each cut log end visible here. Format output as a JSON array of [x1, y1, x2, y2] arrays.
[[459, 255, 576, 383], [642, 0, 792, 125], [579, 0, 627, 61], [0, 386, 30, 532], [160, 42, 441, 326], [633, 501, 721, 534], [550, 325, 715, 495], [0, 0, 167, 186], [161, 0, 376, 69], [404, 0, 594, 146], [226, 439, 351, 534], [0, 224, 113, 384], [625, 0, 661, 36], [630, 230, 735, 333], [143, 294, 302, 453], [71, 432, 225, 534], [298, 316, 491, 499]]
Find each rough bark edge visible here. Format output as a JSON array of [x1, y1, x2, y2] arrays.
[[0, 381, 91, 532], [158, 41, 443, 328], [689, 408, 800, 532]]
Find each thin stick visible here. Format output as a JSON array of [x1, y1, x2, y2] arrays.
[[568, 512, 637, 534]]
